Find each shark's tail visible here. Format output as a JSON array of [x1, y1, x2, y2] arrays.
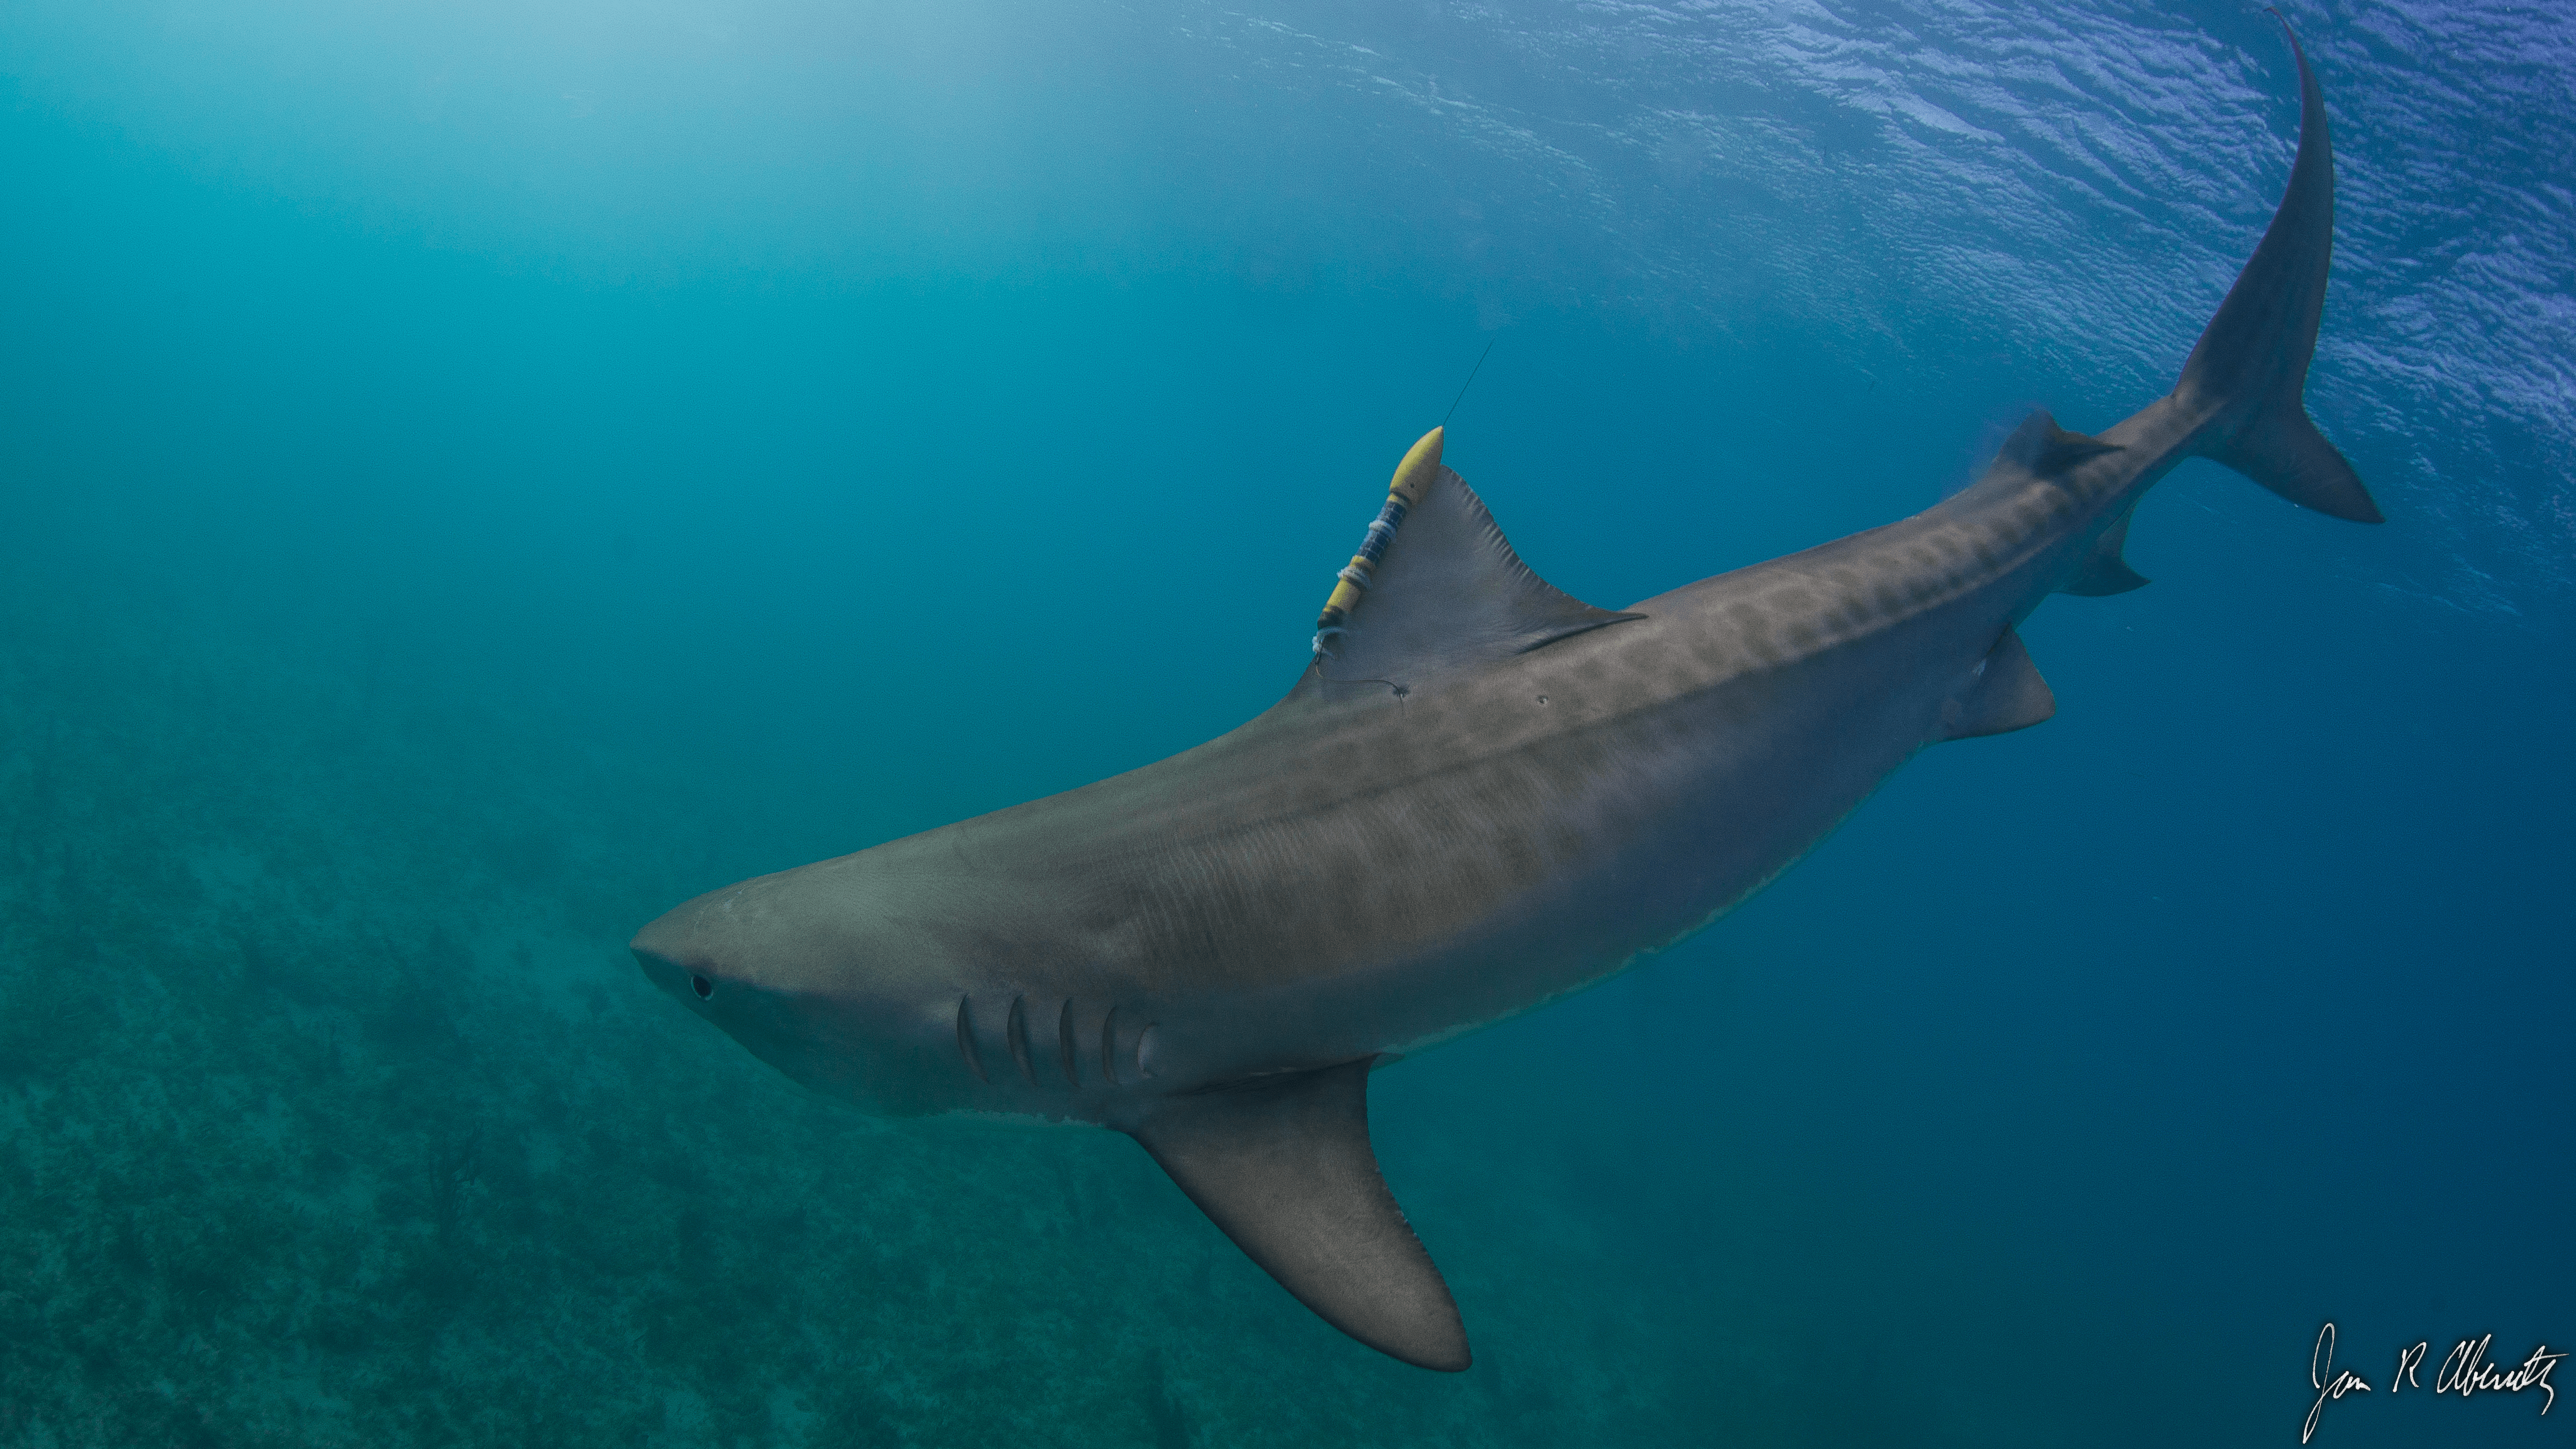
[[2171, 16, 2382, 525]]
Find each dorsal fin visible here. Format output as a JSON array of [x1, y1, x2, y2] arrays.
[[1317, 465, 1638, 685], [1123, 1060, 1470, 1371]]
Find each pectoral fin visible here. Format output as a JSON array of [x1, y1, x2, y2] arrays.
[[1123, 1060, 1470, 1371]]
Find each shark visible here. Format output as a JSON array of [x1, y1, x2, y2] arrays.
[[631, 23, 2378, 1372]]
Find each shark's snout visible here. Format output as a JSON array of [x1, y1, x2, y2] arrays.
[[631, 941, 712, 1005]]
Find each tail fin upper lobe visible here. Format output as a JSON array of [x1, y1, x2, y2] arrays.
[[2174, 17, 2383, 525]]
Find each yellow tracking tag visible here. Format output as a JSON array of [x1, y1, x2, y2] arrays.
[[1314, 427, 1445, 655]]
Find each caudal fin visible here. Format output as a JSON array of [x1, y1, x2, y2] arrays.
[[2173, 16, 2382, 525]]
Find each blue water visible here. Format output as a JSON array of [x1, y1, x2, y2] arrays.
[[3, 0, 2569, 1443]]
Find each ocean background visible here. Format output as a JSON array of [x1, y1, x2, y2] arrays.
[[2, 0, 2569, 1444]]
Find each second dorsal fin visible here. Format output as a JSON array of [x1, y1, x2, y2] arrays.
[[1316, 452, 1638, 686], [1985, 409, 2120, 484]]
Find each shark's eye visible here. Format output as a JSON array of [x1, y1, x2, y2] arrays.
[[690, 974, 713, 1000]]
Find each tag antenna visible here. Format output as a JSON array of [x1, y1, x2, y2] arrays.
[[1441, 339, 1497, 428]]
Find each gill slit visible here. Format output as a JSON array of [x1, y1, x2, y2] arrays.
[[1006, 995, 1037, 1085], [954, 995, 987, 1083]]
